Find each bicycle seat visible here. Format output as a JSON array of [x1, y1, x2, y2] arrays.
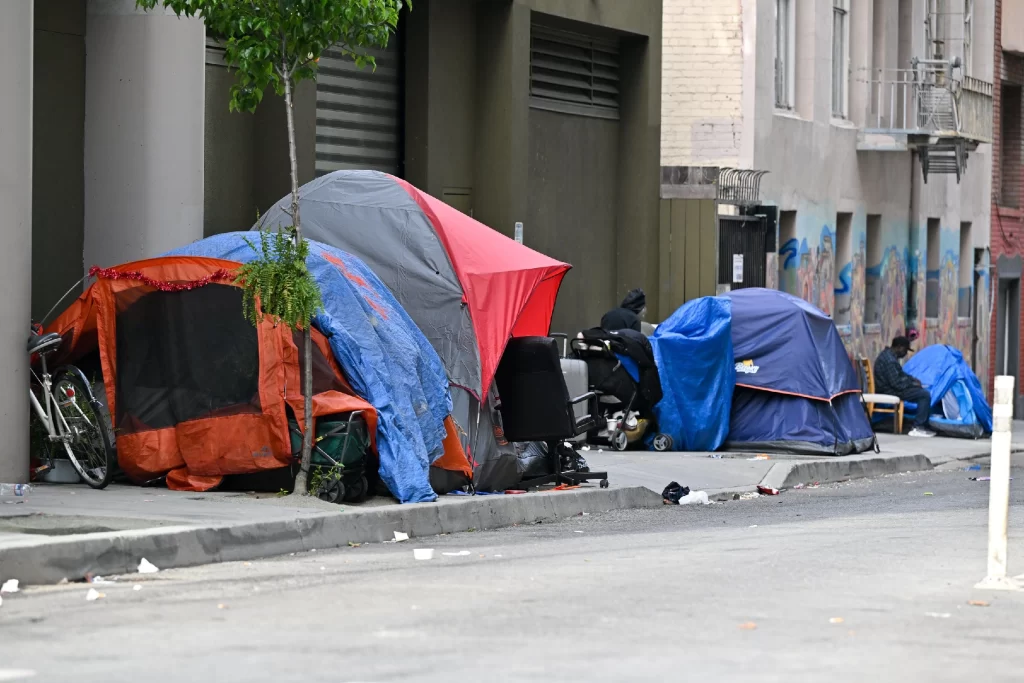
[[28, 332, 62, 356]]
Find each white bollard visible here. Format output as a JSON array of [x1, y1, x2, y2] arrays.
[[975, 375, 1020, 591]]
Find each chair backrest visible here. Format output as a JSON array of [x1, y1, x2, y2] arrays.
[[495, 336, 574, 442], [858, 356, 875, 394]]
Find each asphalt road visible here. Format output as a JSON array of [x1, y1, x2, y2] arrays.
[[1, 465, 1023, 683]]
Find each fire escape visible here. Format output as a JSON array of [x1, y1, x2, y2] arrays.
[[858, 58, 993, 183]]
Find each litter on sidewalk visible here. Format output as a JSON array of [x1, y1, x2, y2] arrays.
[[661, 481, 690, 504], [137, 558, 159, 574], [0, 579, 19, 594], [678, 491, 711, 505]]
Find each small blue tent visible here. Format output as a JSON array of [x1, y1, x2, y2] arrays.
[[723, 289, 876, 455], [166, 232, 452, 503], [904, 344, 992, 438]]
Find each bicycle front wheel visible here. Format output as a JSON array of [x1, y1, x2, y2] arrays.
[[52, 371, 114, 489]]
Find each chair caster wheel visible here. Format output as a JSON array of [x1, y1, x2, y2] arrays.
[[600, 479, 609, 489]]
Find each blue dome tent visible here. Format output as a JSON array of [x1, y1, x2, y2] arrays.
[[722, 289, 876, 455], [652, 289, 876, 455]]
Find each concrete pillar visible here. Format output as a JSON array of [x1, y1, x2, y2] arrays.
[[0, 0, 34, 483], [84, 0, 205, 269]]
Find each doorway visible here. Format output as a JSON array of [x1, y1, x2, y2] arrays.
[[996, 276, 1020, 412]]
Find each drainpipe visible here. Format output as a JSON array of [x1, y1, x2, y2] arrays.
[[908, 151, 918, 335]]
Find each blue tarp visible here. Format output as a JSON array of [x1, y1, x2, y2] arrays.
[[724, 289, 874, 455], [904, 344, 992, 437], [166, 232, 452, 503], [651, 297, 734, 451]]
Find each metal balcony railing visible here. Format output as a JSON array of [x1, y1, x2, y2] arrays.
[[859, 59, 992, 144]]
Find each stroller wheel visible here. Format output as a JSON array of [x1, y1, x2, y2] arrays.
[[317, 477, 345, 504], [610, 429, 629, 452], [652, 433, 673, 452]]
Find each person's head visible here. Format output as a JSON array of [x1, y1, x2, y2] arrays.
[[620, 288, 647, 318], [891, 336, 912, 359]]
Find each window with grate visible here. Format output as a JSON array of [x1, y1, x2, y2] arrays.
[[529, 25, 620, 120]]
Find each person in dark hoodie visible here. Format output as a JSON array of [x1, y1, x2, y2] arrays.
[[600, 288, 647, 333]]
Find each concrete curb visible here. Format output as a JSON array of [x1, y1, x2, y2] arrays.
[[0, 486, 662, 585], [758, 454, 934, 490]]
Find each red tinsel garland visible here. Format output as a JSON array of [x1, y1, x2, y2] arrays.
[[88, 265, 235, 292]]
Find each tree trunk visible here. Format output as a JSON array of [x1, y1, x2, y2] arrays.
[[283, 70, 315, 497]]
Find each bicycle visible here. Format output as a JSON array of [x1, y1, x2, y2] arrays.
[[28, 326, 115, 489]]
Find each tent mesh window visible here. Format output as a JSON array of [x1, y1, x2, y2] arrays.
[[114, 284, 261, 435], [529, 24, 620, 120]]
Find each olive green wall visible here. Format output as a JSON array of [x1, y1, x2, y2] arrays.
[[527, 109, 619, 335], [32, 0, 86, 320], [405, 0, 662, 330]]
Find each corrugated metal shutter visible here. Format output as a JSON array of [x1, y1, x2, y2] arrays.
[[315, 39, 403, 177], [529, 25, 620, 120]]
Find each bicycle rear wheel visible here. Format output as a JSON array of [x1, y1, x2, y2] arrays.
[[52, 370, 114, 489]]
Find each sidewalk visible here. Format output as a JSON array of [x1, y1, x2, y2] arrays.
[[582, 423, 1024, 497], [1, 425, 1019, 585]]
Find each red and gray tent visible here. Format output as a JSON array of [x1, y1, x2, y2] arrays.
[[256, 170, 570, 490]]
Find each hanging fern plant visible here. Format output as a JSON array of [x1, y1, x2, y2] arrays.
[[236, 229, 323, 330]]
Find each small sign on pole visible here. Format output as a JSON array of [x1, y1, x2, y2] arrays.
[[514, 222, 524, 244], [732, 254, 744, 284]]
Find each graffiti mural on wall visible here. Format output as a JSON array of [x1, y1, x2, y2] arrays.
[[835, 261, 853, 324], [778, 238, 799, 294], [878, 247, 908, 350], [856, 245, 909, 363], [845, 242, 866, 353], [935, 252, 959, 346], [908, 249, 926, 341], [779, 227, 835, 315], [772, 219, 984, 384]]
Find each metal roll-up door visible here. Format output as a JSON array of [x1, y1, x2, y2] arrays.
[[315, 37, 403, 177]]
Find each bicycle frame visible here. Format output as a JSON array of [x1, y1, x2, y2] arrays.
[[29, 355, 78, 448]]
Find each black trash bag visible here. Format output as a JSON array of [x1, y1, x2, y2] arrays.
[[662, 481, 691, 505], [516, 441, 552, 478], [516, 441, 591, 478]]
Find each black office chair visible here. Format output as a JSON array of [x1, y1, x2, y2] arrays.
[[495, 336, 609, 490]]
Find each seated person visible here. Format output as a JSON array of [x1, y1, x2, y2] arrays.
[[600, 288, 647, 333], [874, 336, 934, 438]]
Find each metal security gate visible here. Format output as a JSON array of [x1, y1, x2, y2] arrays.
[[718, 214, 772, 290], [314, 32, 404, 177]]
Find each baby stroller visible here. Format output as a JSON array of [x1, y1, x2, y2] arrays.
[[570, 327, 672, 451]]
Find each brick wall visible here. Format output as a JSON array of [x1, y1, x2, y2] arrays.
[[990, 0, 1024, 393], [661, 0, 744, 166]]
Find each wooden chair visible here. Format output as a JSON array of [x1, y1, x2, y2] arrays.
[[858, 356, 904, 434]]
